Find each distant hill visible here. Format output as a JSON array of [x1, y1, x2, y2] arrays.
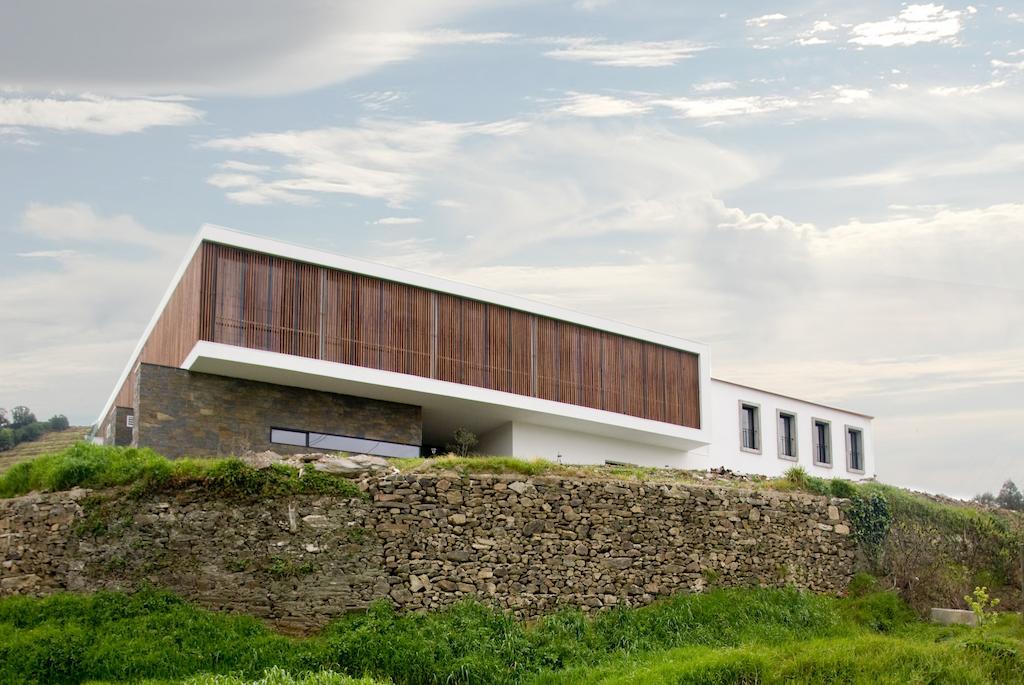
[[0, 426, 90, 473]]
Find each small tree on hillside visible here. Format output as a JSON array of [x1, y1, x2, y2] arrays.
[[996, 480, 1024, 512], [47, 414, 70, 431], [10, 406, 36, 429], [0, 428, 12, 451], [0, 408, 7, 427]]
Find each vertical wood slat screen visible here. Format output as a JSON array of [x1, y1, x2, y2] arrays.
[[194, 242, 700, 429]]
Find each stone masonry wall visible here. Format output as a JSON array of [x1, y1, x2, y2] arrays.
[[0, 472, 857, 633], [135, 363, 422, 458]]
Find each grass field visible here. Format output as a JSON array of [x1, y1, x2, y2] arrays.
[[0, 585, 1021, 685], [0, 426, 89, 474]]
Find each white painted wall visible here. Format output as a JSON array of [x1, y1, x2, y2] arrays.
[[478, 422, 515, 455], [687, 379, 875, 480], [490, 421, 688, 468]]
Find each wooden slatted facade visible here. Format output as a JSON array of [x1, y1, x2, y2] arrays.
[[107, 241, 701, 431]]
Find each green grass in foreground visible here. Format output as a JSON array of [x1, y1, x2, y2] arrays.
[[2, 586, 1022, 685], [0, 443, 362, 500]]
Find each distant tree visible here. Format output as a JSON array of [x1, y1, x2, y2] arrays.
[[996, 479, 1024, 512], [10, 406, 36, 429], [973, 492, 997, 506], [0, 408, 7, 427], [0, 428, 12, 451], [47, 414, 70, 431]]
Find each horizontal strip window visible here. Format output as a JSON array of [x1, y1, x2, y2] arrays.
[[270, 427, 420, 458]]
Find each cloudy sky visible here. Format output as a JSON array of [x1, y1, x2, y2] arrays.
[[1, 1, 1021, 497]]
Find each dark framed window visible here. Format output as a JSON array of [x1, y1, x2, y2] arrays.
[[813, 419, 832, 466], [777, 411, 797, 459], [846, 427, 864, 473], [739, 402, 761, 452]]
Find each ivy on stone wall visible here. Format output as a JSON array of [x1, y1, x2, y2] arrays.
[[848, 493, 892, 565]]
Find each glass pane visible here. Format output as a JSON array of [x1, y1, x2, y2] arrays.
[[270, 428, 307, 447], [307, 432, 419, 458]]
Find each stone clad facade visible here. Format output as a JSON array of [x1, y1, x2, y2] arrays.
[[0, 473, 857, 633], [133, 363, 422, 458]]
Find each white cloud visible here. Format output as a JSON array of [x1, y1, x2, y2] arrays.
[[795, 19, 839, 45], [202, 119, 521, 206], [991, 59, 1024, 71], [434, 199, 467, 209], [0, 94, 201, 134], [412, 121, 762, 259], [552, 92, 651, 117], [746, 13, 787, 27], [543, 38, 707, 67], [373, 216, 422, 225], [19, 202, 182, 252], [15, 249, 79, 259], [849, 4, 966, 47], [929, 80, 1005, 96], [354, 90, 407, 111], [816, 143, 1024, 187], [0, 1, 514, 96], [218, 160, 271, 173], [832, 87, 872, 104], [651, 94, 800, 119], [693, 81, 736, 92]]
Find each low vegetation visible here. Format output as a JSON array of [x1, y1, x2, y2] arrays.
[[0, 586, 1021, 684], [0, 443, 362, 501], [0, 405, 71, 452]]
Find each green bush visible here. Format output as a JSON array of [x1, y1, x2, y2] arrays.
[[46, 414, 70, 432], [0, 427, 13, 451], [13, 421, 46, 444], [829, 478, 857, 499]]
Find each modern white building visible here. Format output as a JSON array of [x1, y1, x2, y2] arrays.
[[96, 225, 874, 480]]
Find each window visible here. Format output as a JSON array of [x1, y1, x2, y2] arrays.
[[739, 402, 761, 453], [270, 428, 306, 447], [126, 414, 135, 429], [270, 427, 420, 458], [777, 411, 797, 459], [846, 426, 865, 473], [813, 419, 832, 466]]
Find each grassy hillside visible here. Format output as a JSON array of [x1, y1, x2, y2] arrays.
[[0, 586, 1021, 685], [0, 426, 89, 474]]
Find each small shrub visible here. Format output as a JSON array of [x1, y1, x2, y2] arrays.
[[846, 572, 879, 598], [964, 586, 1000, 627], [445, 428, 479, 458], [829, 478, 857, 499], [782, 466, 829, 495], [840, 590, 916, 633]]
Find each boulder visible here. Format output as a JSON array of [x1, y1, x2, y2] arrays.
[[313, 456, 365, 475], [240, 450, 284, 470]]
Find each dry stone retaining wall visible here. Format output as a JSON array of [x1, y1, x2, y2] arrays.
[[0, 472, 857, 633]]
